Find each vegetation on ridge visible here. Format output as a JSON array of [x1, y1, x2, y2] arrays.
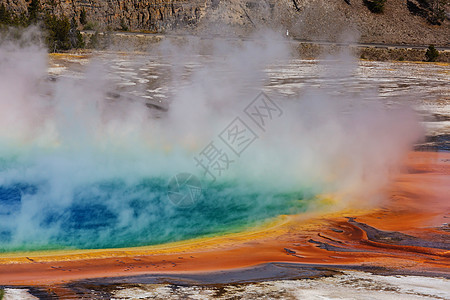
[[0, 0, 84, 52]]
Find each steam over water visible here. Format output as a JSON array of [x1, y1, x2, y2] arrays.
[[0, 31, 427, 252]]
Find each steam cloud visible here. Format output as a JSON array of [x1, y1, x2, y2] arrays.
[[0, 29, 422, 251]]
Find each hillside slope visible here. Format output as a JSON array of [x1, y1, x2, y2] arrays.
[[197, 0, 449, 46], [1, 0, 448, 46]]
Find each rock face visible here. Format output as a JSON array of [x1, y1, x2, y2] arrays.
[[197, 0, 449, 46], [0, 0, 208, 31], [1, 0, 449, 46]]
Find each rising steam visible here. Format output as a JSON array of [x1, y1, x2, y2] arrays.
[[0, 29, 422, 251]]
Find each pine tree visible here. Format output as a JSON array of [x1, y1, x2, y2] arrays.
[[80, 8, 87, 25], [28, 0, 41, 23], [425, 45, 439, 62], [364, 0, 387, 13], [0, 3, 11, 25]]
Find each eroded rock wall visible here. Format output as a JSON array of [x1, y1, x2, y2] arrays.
[[0, 0, 208, 31], [1, 0, 449, 46]]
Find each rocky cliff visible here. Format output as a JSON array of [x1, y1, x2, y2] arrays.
[[0, 0, 208, 32], [1, 0, 449, 46], [196, 0, 449, 46]]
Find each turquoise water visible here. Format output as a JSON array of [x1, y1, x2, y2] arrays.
[[0, 174, 310, 252]]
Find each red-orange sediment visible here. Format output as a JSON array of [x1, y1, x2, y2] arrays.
[[0, 151, 448, 286]]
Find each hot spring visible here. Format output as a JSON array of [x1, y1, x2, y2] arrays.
[[0, 31, 432, 252]]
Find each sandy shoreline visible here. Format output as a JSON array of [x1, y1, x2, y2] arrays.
[[0, 151, 448, 292]]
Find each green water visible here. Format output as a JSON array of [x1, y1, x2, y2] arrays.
[[0, 176, 312, 252]]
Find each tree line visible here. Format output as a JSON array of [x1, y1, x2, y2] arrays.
[[0, 0, 84, 52]]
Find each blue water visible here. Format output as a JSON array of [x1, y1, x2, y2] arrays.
[[0, 178, 310, 252]]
